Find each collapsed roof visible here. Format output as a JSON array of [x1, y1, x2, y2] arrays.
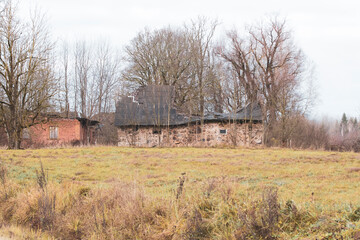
[[115, 85, 262, 127], [46, 112, 100, 126]]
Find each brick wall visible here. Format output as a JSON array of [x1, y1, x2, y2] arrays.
[[22, 119, 82, 147], [118, 122, 263, 147]]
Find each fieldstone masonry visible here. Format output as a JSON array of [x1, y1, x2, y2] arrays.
[[118, 122, 263, 147]]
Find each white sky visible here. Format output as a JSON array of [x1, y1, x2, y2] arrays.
[[19, 0, 360, 119]]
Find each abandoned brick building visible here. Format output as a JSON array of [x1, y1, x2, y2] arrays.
[[115, 85, 263, 147], [0, 113, 99, 148]]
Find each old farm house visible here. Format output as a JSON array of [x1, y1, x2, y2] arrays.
[[0, 112, 99, 148], [115, 85, 263, 147]]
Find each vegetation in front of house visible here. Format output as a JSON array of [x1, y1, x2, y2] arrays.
[[0, 147, 360, 239]]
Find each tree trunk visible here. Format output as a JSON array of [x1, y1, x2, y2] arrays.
[[7, 127, 21, 149], [7, 130, 16, 149], [16, 128, 22, 149], [7, 105, 21, 149]]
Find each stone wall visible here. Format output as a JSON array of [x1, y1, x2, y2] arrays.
[[118, 122, 263, 147]]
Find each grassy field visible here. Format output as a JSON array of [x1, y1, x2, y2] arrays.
[[0, 146, 360, 239]]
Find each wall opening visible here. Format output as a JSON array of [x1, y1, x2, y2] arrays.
[[220, 129, 227, 134], [49, 126, 58, 139], [23, 128, 30, 139]]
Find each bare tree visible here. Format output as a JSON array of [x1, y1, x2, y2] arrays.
[[123, 17, 222, 118], [0, 1, 55, 149], [204, 53, 225, 113], [93, 40, 120, 116], [219, 17, 314, 145], [74, 41, 92, 118], [217, 30, 258, 111], [186, 16, 219, 117], [55, 39, 121, 145], [59, 40, 70, 117], [122, 27, 193, 112]]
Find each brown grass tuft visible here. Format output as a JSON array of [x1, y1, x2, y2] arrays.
[[347, 167, 360, 173]]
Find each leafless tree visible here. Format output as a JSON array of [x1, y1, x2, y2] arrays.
[[58, 40, 70, 117], [0, 1, 55, 149], [122, 27, 193, 111], [93, 41, 120, 116], [186, 16, 219, 117], [217, 30, 258, 111], [218, 17, 314, 145], [123, 26, 185, 115], [124, 27, 192, 86], [74, 41, 92, 118], [203, 53, 225, 113], [250, 17, 310, 144], [123, 17, 221, 119], [55, 40, 120, 144]]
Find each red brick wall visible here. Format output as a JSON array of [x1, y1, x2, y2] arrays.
[[23, 119, 82, 147]]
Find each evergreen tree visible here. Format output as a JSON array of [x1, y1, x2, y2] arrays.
[[340, 113, 348, 136]]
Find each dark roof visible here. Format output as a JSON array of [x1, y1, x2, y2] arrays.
[[234, 103, 263, 121], [186, 103, 262, 123], [47, 112, 100, 126], [47, 111, 78, 119], [115, 85, 262, 127], [135, 85, 174, 104], [76, 117, 100, 126], [115, 85, 188, 126]]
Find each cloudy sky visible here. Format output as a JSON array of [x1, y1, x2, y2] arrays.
[[19, 0, 360, 119]]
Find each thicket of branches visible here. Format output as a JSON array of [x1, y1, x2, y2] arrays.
[[328, 114, 360, 152], [57, 40, 121, 120], [1, 0, 356, 150]]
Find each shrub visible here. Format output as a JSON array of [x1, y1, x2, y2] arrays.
[[348, 207, 360, 222], [0, 162, 8, 200], [235, 187, 280, 240], [0, 167, 358, 239]]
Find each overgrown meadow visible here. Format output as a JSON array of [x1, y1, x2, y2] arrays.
[[0, 147, 360, 239]]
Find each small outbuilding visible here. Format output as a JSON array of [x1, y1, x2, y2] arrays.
[[0, 112, 99, 148]]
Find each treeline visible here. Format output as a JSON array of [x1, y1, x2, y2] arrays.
[[328, 113, 360, 152], [0, 0, 340, 149], [278, 113, 360, 152], [56, 16, 319, 147]]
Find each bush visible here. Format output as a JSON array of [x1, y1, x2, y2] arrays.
[[267, 115, 330, 149], [0, 168, 359, 239], [348, 207, 360, 222], [235, 187, 280, 240]]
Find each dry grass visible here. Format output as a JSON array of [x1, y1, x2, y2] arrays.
[[0, 146, 360, 239]]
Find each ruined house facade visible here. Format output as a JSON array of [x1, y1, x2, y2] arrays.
[[0, 113, 99, 148], [115, 86, 263, 147]]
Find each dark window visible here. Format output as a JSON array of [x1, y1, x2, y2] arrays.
[[153, 129, 161, 134], [49, 126, 58, 139], [196, 126, 202, 133], [220, 129, 227, 134]]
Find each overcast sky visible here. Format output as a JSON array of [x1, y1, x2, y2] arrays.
[[19, 0, 360, 119]]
